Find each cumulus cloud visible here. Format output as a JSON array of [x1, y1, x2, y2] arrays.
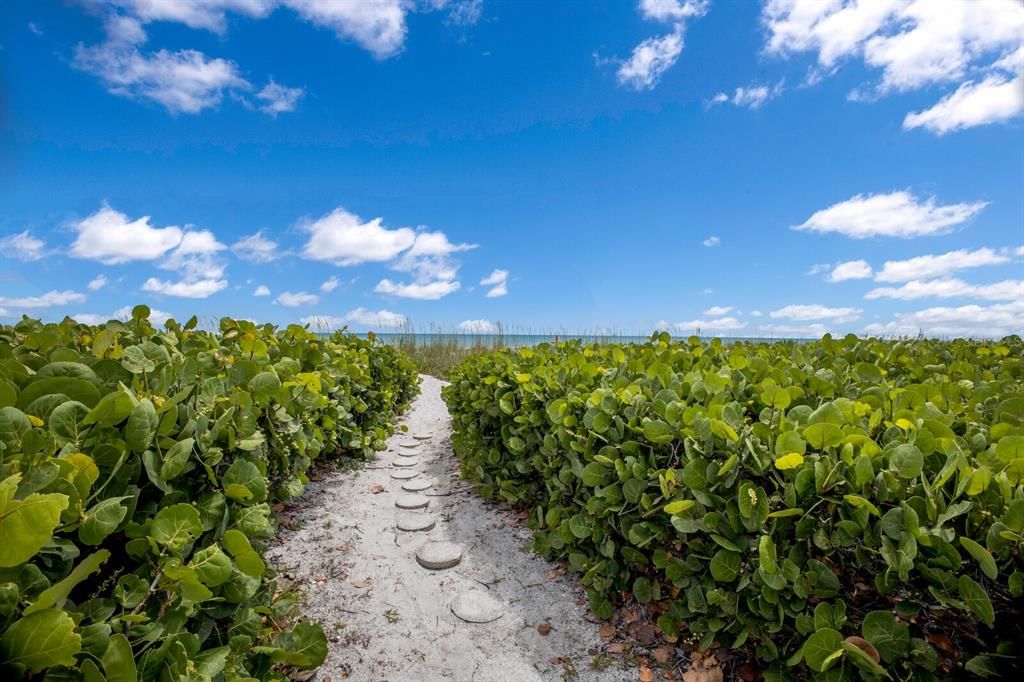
[[142, 277, 227, 298], [794, 190, 987, 239], [865, 278, 1023, 301], [702, 235, 720, 247], [73, 305, 172, 326], [0, 231, 46, 261], [256, 80, 304, 116], [375, 279, 460, 300], [703, 305, 733, 316], [254, 285, 271, 296], [70, 206, 183, 263], [392, 231, 476, 282], [671, 316, 747, 332], [87, 275, 108, 291], [708, 81, 785, 109], [828, 259, 873, 281], [458, 319, 500, 333], [875, 247, 1011, 281], [480, 269, 509, 297], [762, 0, 1024, 133], [301, 208, 416, 266], [770, 304, 862, 322], [0, 290, 87, 309], [615, 0, 707, 90], [276, 291, 319, 307], [302, 307, 407, 329], [320, 276, 340, 293], [759, 322, 830, 337], [863, 300, 1023, 338], [232, 230, 280, 263]]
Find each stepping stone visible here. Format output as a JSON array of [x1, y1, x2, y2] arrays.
[[413, 434, 431, 441], [396, 512, 436, 532], [401, 478, 432, 492], [451, 589, 505, 623], [399, 442, 420, 449], [393, 458, 419, 467], [391, 469, 419, 480], [396, 451, 419, 458], [396, 494, 429, 510], [415, 541, 463, 570]]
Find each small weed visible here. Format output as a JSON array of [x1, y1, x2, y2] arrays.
[[384, 608, 401, 624]]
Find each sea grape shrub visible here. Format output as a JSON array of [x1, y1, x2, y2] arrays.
[[442, 333, 1024, 679], [0, 307, 419, 679]]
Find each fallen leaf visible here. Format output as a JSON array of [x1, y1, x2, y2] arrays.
[[599, 624, 616, 640], [681, 668, 723, 682], [369, 485, 386, 494], [926, 632, 956, 656], [737, 663, 763, 682], [336, 544, 351, 552], [548, 656, 562, 666], [639, 666, 655, 682], [607, 642, 626, 654], [537, 623, 551, 636], [653, 647, 672, 664], [350, 578, 373, 588], [844, 636, 881, 664], [314, 575, 326, 582], [637, 623, 658, 645]]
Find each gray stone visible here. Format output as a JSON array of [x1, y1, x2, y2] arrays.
[[451, 589, 505, 623], [398, 441, 420, 449], [393, 458, 419, 467], [415, 541, 463, 570], [401, 478, 432, 492], [413, 434, 431, 441], [395, 451, 419, 458], [390, 469, 419, 480], [396, 513, 436, 532], [396, 493, 429, 510]]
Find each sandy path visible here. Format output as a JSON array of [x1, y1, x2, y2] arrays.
[[267, 375, 634, 681]]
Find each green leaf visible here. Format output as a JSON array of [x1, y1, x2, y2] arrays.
[[151, 503, 202, 554], [48, 400, 90, 445], [222, 529, 266, 577], [222, 459, 268, 504], [79, 496, 131, 545], [758, 535, 777, 574], [581, 462, 608, 487], [803, 628, 843, 672], [773, 452, 805, 470], [84, 391, 134, 427], [189, 544, 233, 587], [125, 399, 158, 453], [862, 611, 910, 663], [889, 444, 923, 479], [802, 423, 844, 450], [664, 499, 695, 515], [101, 634, 137, 682], [643, 419, 673, 444], [964, 655, 1000, 678], [958, 574, 995, 628], [272, 621, 327, 669], [25, 550, 110, 615], [633, 577, 653, 603], [709, 549, 741, 582], [160, 437, 194, 481], [959, 537, 997, 580], [0, 608, 81, 674], [0, 477, 70, 567]]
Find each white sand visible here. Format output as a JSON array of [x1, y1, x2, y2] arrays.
[[267, 375, 634, 681]]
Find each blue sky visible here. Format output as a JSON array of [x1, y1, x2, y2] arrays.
[[1, 0, 1022, 337]]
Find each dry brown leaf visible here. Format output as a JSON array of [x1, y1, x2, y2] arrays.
[[639, 666, 655, 682], [607, 642, 626, 654], [537, 623, 551, 636], [368, 485, 386, 494], [599, 624, 617, 640], [681, 668, 723, 682], [350, 578, 373, 588]]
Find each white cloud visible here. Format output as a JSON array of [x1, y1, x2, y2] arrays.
[[1016, 246, 1024, 257], [828, 259, 873, 281], [70, 206, 183, 263], [640, 0, 707, 21], [875, 247, 1010, 282], [617, 28, 685, 90], [703, 305, 733, 316], [301, 208, 415, 266], [109, 0, 276, 33], [770, 304, 862, 322], [254, 285, 271, 296], [863, 300, 1023, 337], [751, 310, 763, 317], [302, 307, 407, 329], [375, 278, 460, 300], [0, 231, 46, 261], [88, 275, 108, 291], [763, 0, 1024, 133], [0, 290, 87, 309], [142, 277, 227, 298], [865, 278, 1024, 301], [162, 229, 227, 280], [458, 319, 500, 333], [671, 316, 747, 332], [709, 81, 785, 109], [393, 230, 475, 282], [282, 0, 408, 59], [807, 263, 830, 275], [74, 16, 251, 115], [702, 235, 720, 247], [256, 79, 304, 116], [480, 269, 509, 298], [72, 305, 172, 326], [794, 190, 987, 239], [232, 230, 279, 263], [320, 276, 340, 293], [904, 74, 1024, 134], [276, 291, 319, 307]]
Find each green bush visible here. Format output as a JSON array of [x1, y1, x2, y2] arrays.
[[0, 307, 419, 679], [443, 333, 1024, 679]]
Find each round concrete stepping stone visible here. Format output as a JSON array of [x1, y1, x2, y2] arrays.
[[401, 478, 432, 492], [396, 451, 419, 458], [413, 433, 431, 441], [415, 541, 463, 570], [398, 441, 420, 449], [451, 589, 505, 623], [390, 469, 419, 480], [396, 512, 436, 532], [396, 493, 429, 510], [393, 458, 419, 467]]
